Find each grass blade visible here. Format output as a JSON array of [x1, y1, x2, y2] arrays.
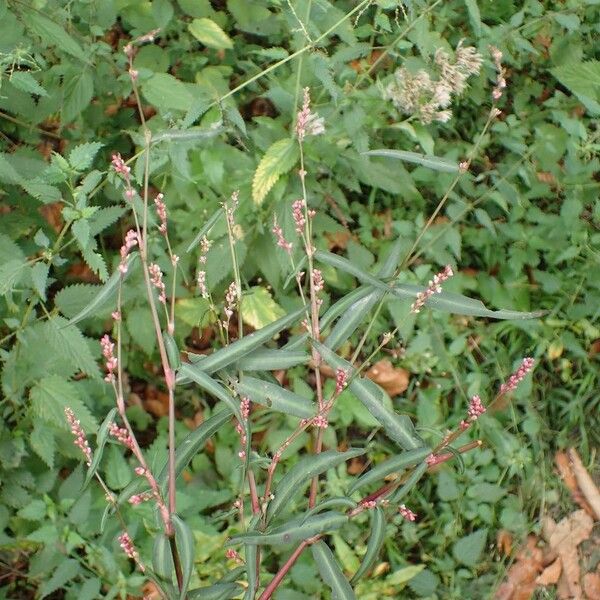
[[186, 209, 223, 253]]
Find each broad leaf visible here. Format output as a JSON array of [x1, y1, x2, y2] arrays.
[[241, 287, 285, 329], [189, 18, 234, 49], [252, 138, 299, 205]]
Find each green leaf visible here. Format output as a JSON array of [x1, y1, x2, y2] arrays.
[[452, 529, 488, 567], [347, 447, 430, 494], [186, 209, 223, 252], [173, 515, 195, 599], [72, 219, 90, 249], [0, 259, 30, 296], [313, 341, 422, 450], [311, 540, 356, 600], [235, 348, 310, 371], [10, 71, 48, 97], [189, 18, 233, 49], [267, 449, 364, 523], [241, 287, 285, 329], [25, 12, 87, 62], [30, 375, 97, 432], [188, 583, 242, 599], [30, 424, 56, 469], [105, 445, 131, 490], [229, 511, 348, 546], [233, 376, 314, 419], [552, 61, 600, 115], [464, 0, 482, 36], [351, 507, 386, 583], [153, 534, 174, 581], [30, 262, 49, 300], [252, 138, 299, 205], [85, 408, 118, 488], [387, 565, 426, 586], [389, 461, 428, 503], [63, 71, 94, 123], [143, 73, 194, 112], [69, 142, 104, 171], [363, 149, 459, 173], [39, 559, 81, 598], [182, 307, 303, 376]]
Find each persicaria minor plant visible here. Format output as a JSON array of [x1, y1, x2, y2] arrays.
[[64, 39, 540, 600]]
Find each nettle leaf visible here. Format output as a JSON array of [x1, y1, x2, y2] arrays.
[[311, 540, 356, 600], [24, 12, 87, 62], [30, 423, 56, 470], [30, 262, 49, 300], [241, 286, 285, 329], [72, 219, 90, 249], [30, 375, 98, 432], [551, 60, 600, 115], [68, 142, 104, 172], [452, 529, 488, 567], [81, 244, 108, 281], [189, 18, 233, 49], [252, 138, 299, 205], [10, 71, 48, 97], [0, 259, 31, 296], [63, 71, 94, 123]]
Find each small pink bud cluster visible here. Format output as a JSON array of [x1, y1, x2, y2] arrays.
[[119, 229, 138, 274], [149, 263, 166, 304], [499, 357, 535, 395], [426, 453, 438, 466], [225, 548, 243, 563], [197, 271, 208, 299], [489, 46, 506, 102], [101, 335, 118, 382], [224, 191, 239, 230], [292, 200, 306, 234], [64, 407, 92, 466], [128, 491, 153, 505], [411, 265, 454, 314], [109, 422, 135, 450], [399, 504, 417, 522], [118, 532, 143, 569], [272, 217, 292, 253], [154, 193, 167, 235], [312, 269, 324, 293], [335, 369, 347, 396], [296, 87, 325, 141], [460, 395, 486, 430], [111, 153, 130, 178], [235, 397, 251, 460], [222, 281, 237, 329], [313, 414, 328, 429], [361, 499, 378, 510]]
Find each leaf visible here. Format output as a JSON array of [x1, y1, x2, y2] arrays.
[[0, 259, 30, 296], [39, 559, 81, 598], [25, 12, 87, 62], [72, 219, 90, 249], [387, 565, 426, 585], [142, 73, 194, 112], [63, 71, 94, 123], [235, 348, 310, 371], [464, 0, 482, 36], [182, 307, 303, 376], [452, 528, 488, 567], [347, 447, 430, 494], [313, 341, 422, 450], [189, 18, 233, 49], [252, 138, 299, 205], [351, 507, 386, 583], [311, 540, 356, 600], [241, 287, 285, 329], [30, 262, 49, 300], [188, 583, 242, 599], [157, 409, 233, 491], [69, 142, 104, 171], [233, 377, 314, 419], [552, 61, 600, 115], [228, 511, 348, 546], [84, 408, 118, 488], [363, 149, 459, 173], [10, 71, 48, 97], [390, 461, 428, 503], [172, 515, 195, 599], [30, 424, 56, 470], [267, 449, 364, 523], [30, 375, 98, 433], [186, 209, 223, 252], [66, 254, 138, 326], [365, 360, 409, 397]]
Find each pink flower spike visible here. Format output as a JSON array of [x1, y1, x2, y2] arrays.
[[467, 395, 486, 421], [109, 422, 135, 450], [100, 335, 118, 382], [399, 504, 417, 522], [411, 265, 454, 314], [499, 357, 535, 395], [111, 153, 130, 178], [119, 229, 138, 274], [148, 263, 166, 304], [335, 369, 347, 395], [64, 407, 92, 466], [295, 87, 325, 141], [118, 532, 144, 570], [272, 217, 292, 252], [312, 269, 324, 293], [154, 193, 167, 235], [292, 199, 306, 234]]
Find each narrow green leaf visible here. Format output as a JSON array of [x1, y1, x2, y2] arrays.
[[84, 407, 118, 489], [313, 341, 422, 451], [233, 377, 314, 419], [302, 497, 357, 522], [244, 543, 258, 600], [235, 348, 310, 371], [188, 583, 242, 600], [152, 534, 174, 581], [351, 507, 386, 583], [182, 307, 304, 375], [389, 461, 428, 503], [151, 124, 225, 144], [163, 333, 181, 370], [66, 254, 138, 327], [186, 209, 223, 252], [363, 149, 459, 173], [172, 515, 195, 599], [347, 447, 430, 494], [229, 511, 348, 546], [311, 540, 356, 600], [252, 138, 299, 205], [267, 449, 365, 523]]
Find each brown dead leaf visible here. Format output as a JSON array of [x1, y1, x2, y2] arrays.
[[568, 448, 600, 520], [537, 558, 562, 586], [495, 535, 543, 600], [555, 451, 595, 517], [142, 580, 162, 600], [497, 529, 513, 557], [365, 360, 409, 397], [325, 229, 352, 251], [583, 572, 600, 600], [589, 340, 600, 356], [347, 456, 366, 475]]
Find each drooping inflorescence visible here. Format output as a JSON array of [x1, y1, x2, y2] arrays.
[[411, 265, 454, 314]]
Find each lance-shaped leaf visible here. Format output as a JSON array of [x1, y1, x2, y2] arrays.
[[363, 149, 459, 173], [235, 348, 310, 371], [188, 583, 242, 599], [244, 543, 258, 600], [314, 341, 421, 450], [302, 497, 357, 522], [182, 307, 304, 375], [157, 409, 233, 491], [172, 515, 195, 600], [389, 461, 428, 503], [347, 447, 430, 495], [151, 123, 224, 145], [66, 254, 138, 326], [315, 250, 542, 320], [311, 540, 356, 600], [228, 511, 348, 546], [233, 376, 314, 419], [187, 209, 223, 252], [152, 534, 174, 581], [84, 407, 117, 488], [350, 507, 385, 583], [267, 449, 365, 523]]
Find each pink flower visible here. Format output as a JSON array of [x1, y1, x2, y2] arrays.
[[109, 422, 134, 450], [64, 407, 92, 466], [272, 217, 292, 252], [313, 415, 328, 429], [118, 532, 144, 570], [149, 263, 166, 304], [154, 193, 167, 235], [292, 199, 306, 234], [411, 265, 454, 313], [467, 395, 486, 420], [111, 153, 130, 178], [100, 335, 118, 382], [119, 229, 138, 274], [499, 357, 535, 395], [312, 269, 324, 293], [296, 87, 325, 141], [197, 270, 208, 298], [335, 369, 347, 395], [399, 504, 417, 521]]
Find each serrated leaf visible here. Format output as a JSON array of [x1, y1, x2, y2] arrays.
[[30, 375, 98, 433], [551, 61, 600, 115], [72, 219, 90, 249], [229, 511, 348, 546], [311, 541, 356, 600], [81, 244, 107, 281], [267, 449, 365, 523], [63, 71, 94, 123], [142, 73, 194, 112], [30, 424, 56, 470], [39, 559, 81, 598], [241, 287, 285, 329], [68, 142, 104, 171], [0, 259, 30, 296], [10, 71, 48, 96], [30, 262, 49, 300], [25, 12, 87, 62], [452, 529, 488, 567], [252, 138, 299, 205], [189, 18, 233, 49], [351, 507, 385, 583], [232, 376, 314, 419]]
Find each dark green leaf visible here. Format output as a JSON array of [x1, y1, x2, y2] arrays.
[[311, 540, 356, 600], [351, 507, 386, 583]]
